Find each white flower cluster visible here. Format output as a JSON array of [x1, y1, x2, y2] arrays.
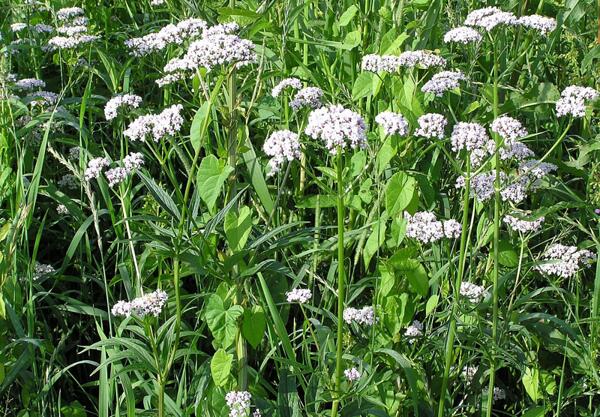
[[84, 157, 110, 181], [518, 159, 557, 180], [457, 171, 533, 204], [125, 18, 207, 56], [57, 204, 69, 215], [57, 25, 87, 36], [263, 130, 301, 175], [26, 90, 59, 107], [462, 365, 478, 382], [344, 367, 361, 382], [104, 94, 143, 121], [464, 7, 518, 31], [305, 105, 367, 154], [404, 320, 423, 342], [405, 211, 461, 243], [105, 152, 145, 187], [34, 262, 55, 280], [490, 116, 528, 143], [450, 122, 489, 153], [158, 23, 256, 85], [422, 70, 466, 96], [11, 23, 27, 32], [497, 141, 534, 161], [150, 0, 165, 5], [555, 85, 599, 118], [290, 87, 323, 111], [375, 111, 409, 136], [397, 50, 447, 69], [443, 26, 482, 44], [285, 288, 312, 304], [272, 78, 302, 97], [518, 15, 557, 35], [56, 7, 84, 21], [58, 174, 78, 190], [361, 54, 403, 73], [361, 50, 446, 73], [225, 391, 252, 417], [31, 24, 54, 34], [343, 306, 376, 326], [123, 104, 184, 142], [47, 34, 99, 50], [415, 113, 447, 138], [111, 289, 169, 318], [535, 244, 594, 278], [460, 282, 489, 303], [503, 214, 544, 233], [68, 146, 81, 160], [14, 78, 46, 91]]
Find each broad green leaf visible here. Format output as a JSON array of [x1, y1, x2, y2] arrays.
[[389, 250, 428, 296], [378, 263, 396, 298], [522, 406, 546, 417], [204, 294, 243, 349], [352, 72, 373, 100], [364, 219, 387, 268], [342, 30, 361, 50], [498, 239, 519, 267], [385, 172, 417, 216], [242, 306, 266, 349], [210, 349, 233, 387], [426, 294, 439, 316], [338, 5, 358, 26], [522, 367, 541, 402], [197, 155, 234, 213], [224, 205, 253, 252], [190, 101, 211, 152]]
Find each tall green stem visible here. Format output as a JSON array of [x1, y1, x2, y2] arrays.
[[486, 39, 501, 417], [331, 150, 346, 417], [437, 160, 471, 417]]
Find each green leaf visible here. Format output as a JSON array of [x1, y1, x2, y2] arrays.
[[522, 367, 541, 402], [242, 306, 266, 349], [385, 172, 417, 216], [352, 72, 373, 100], [224, 205, 253, 252], [138, 172, 180, 219], [204, 294, 243, 349], [498, 239, 519, 267], [522, 406, 546, 417], [364, 219, 387, 268], [197, 155, 234, 213], [341, 30, 361, 50], [425, 294, 439, 316], [338, 5, 358, 26], [378, 263, 396, 298], [389, 250, 428, 296], [190, 102, 211, 152], [210, 349, 233, 387]]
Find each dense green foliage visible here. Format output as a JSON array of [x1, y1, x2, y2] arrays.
[[1, 1, 600, 416]]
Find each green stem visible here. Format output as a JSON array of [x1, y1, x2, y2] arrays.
[[437, 160, 471, 417], [486, 39, 501, 417], [331, 150, 346, 417]]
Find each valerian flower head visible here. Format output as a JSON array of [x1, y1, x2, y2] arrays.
[[361, 54, 402, 73], [125, 18, 207, 56], [555, 86, 599, 118], [263, 130, 301, 175], [422, 70, 466, 96], [112, 289, 168, 317], [535, 244, 594, 278], [375, 111, 409, 136], [105, 167, 128, 187], [443, 26, 482, 44], [404, 320, 423, 342], [465, 7, 518, 31], [460, 282, 489, 303], [415, 113, 447, 138], [84, 157, 110, 181], [104, 94, 142, 121], [123, 104, 184, 142], [518, 15, 557, 36], [285, 288, 312, 304], [14, 78, 46, 91], [405, 211, 461, 243], [344, 368, 361, 382], [397, 50, 447, 68], [305, 105, 367, 154], [290, 87, 323, 111], [272, 78, 302, 97], [490, 116, 528, 143], [450, 122, 489, 153], [343, 306, 376, 326], [56, 7, 84, 21], [503, 214, 544, 233], [225, 391, 252, 417]]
